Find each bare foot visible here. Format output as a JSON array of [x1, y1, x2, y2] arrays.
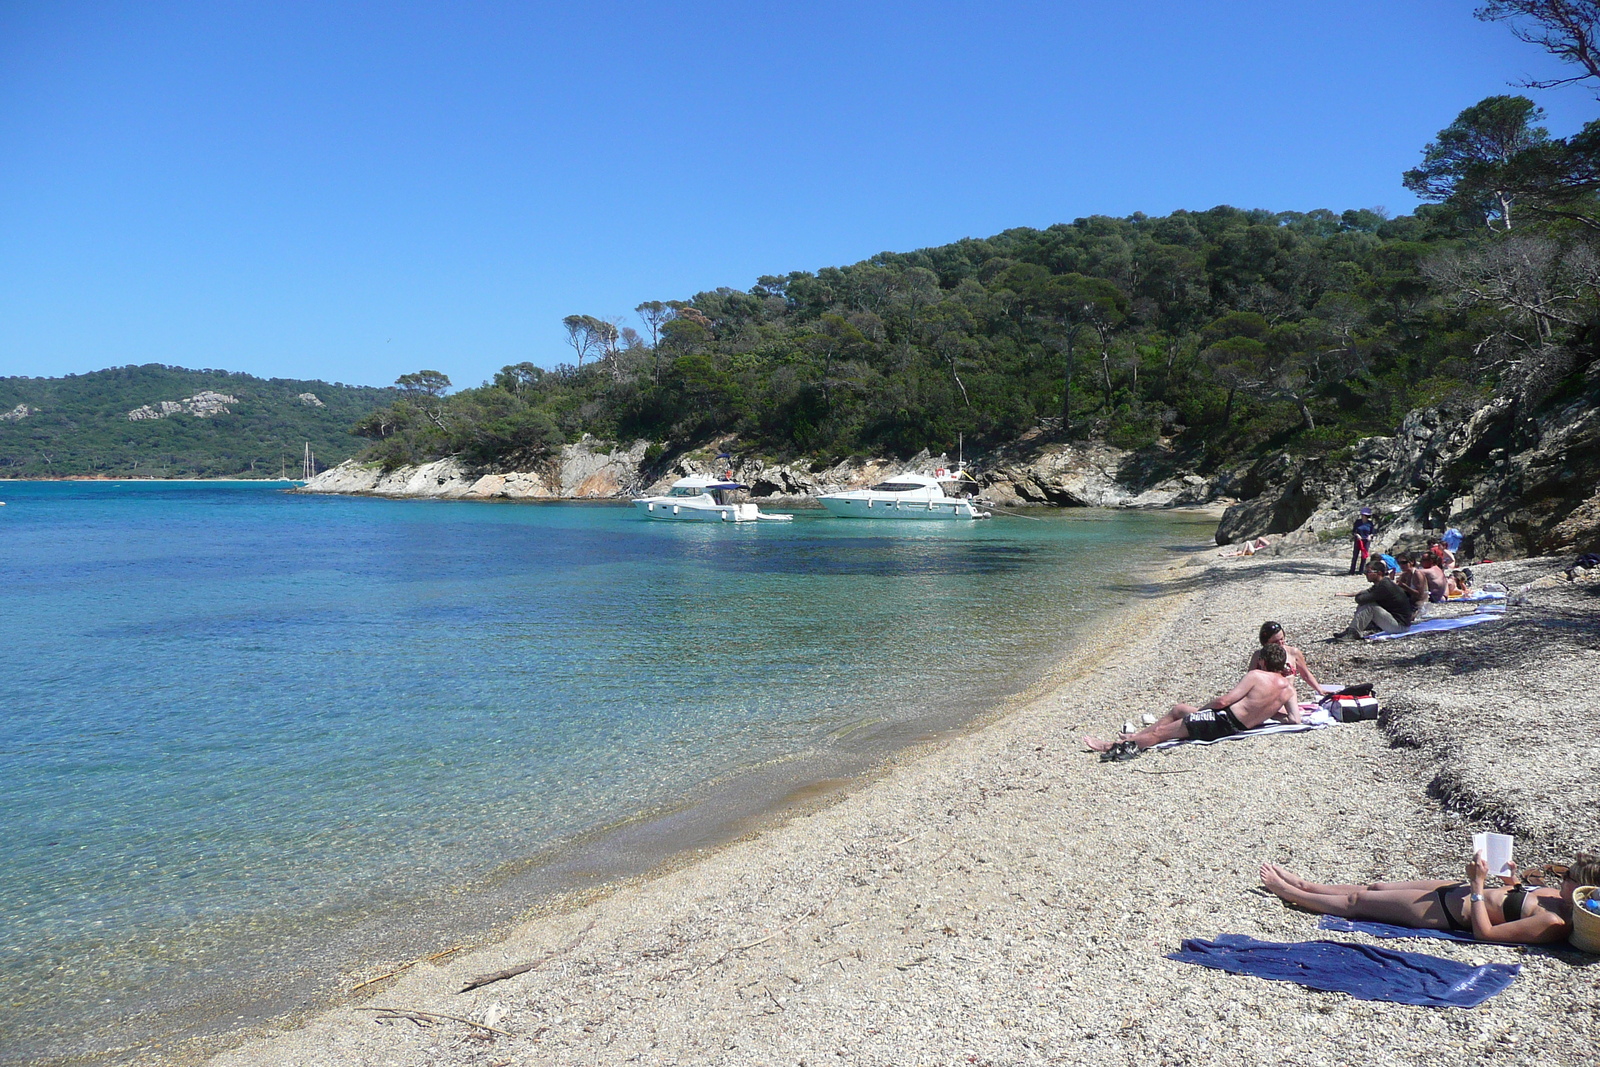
[[1259, 864, 1294, 898], [1082, 735, 1113, 753], [1262, 864, 1314, 891]]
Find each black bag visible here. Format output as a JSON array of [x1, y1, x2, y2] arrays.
[[1321, 690, 1380, 722]]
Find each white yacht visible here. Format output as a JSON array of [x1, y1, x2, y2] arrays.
[[632, 476, 792, 523], [817, 471, 989, 520]]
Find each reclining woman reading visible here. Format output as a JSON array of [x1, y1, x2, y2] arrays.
[[1259, 853, 1600, 945]]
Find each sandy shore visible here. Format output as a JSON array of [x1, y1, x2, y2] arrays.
[[202, 543, 1600, 1067]]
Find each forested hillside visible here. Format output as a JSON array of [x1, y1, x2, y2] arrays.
[[0, 365, 394, 478], [353, 199, 1590, 477]]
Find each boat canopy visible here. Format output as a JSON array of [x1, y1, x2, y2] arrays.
[[665, 476, 749, 492]]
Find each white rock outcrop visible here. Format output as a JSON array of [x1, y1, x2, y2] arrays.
[[127, 391, 238, 421], [299, 438, 653, 500]]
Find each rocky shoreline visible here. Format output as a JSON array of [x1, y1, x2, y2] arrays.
[[295, 433, 1217, 509], [200, 542, 1598, 1067], [299, 385, 1600, 558]]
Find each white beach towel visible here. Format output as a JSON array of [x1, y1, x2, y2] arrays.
[[1150, 705, 1336, 750]]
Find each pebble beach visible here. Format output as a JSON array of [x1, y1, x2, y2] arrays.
[[200, 540, 1600, 1067]]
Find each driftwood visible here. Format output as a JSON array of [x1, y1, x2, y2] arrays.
[[351, 946, 462, 991], [356, 1005, 515, 1037], [459, 921, 596, 993]]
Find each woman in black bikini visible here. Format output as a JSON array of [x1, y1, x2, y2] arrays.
[[1258, 853, 1600, 945]]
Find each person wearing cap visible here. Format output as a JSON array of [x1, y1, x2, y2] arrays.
[[1349, 508, 1376, 576], [1249, 621, 1335, 696], [1259, 852, 1600, 946]]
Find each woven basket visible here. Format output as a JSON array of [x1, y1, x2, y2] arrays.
[[1570, 886, 1600, 954]]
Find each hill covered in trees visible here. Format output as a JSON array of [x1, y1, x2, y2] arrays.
[[0, 365, 395, 478], [352, 198, 1591, 478]]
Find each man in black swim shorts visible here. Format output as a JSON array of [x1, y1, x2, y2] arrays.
[[1182, 706, 1247, 741], [1083, 642, 1301, 753]]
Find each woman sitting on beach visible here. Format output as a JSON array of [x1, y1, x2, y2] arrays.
[[1248, 621, 1335, 696], [1259, 853, 1600, 945]]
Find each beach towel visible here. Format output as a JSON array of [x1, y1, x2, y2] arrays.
[[1365, 611, 1504, 641], [1453, 590, 1505, 602], [1149, 707, 1335, 750], [1318, 915, 1477, 943], [1166, 934, 1518, 1007]]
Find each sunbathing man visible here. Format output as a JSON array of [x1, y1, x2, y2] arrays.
[[1429, 538, 1457, 570], [1259, 852, 1600, 945], [1083, 642, 1301, 753], [1416, 553, 1449, 603], [1396, 555, 1429, 615]]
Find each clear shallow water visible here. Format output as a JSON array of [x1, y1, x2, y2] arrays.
[[0, 481, 1212, 1062]]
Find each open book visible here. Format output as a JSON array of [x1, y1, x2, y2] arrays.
[[1473, 832, 1514, 879]]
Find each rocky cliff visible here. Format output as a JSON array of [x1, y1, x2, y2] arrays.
[[1214, 390, 1600, 558], [297, 438, 653, 499]]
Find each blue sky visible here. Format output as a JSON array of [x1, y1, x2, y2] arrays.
[[1, 1, 1594, 388]]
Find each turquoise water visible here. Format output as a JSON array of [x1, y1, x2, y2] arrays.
[[0, 481, 1211, 1062]]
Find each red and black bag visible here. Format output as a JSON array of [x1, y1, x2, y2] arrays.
[[1320, 684, 1379, 722]]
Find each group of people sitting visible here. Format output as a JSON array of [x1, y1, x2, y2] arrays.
[[1333, 536, 1478, 641]]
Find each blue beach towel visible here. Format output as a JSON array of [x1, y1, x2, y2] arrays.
[[1167, 934, 1518, 1007], [1366, 611, 1504, 641], [1318, 915, 1478, 943]]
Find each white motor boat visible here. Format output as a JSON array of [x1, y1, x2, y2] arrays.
[[632, 476, 793, 522], [817, 471, 990, 520]]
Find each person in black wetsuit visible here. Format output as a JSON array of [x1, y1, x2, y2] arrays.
[[1258, 853, 1600, 946], [1332, 560, 1415, 640]]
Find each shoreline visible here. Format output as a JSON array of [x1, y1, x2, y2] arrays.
[[202, 542, 1597, 1067]]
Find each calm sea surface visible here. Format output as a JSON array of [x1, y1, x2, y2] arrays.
[[0, 481, 1212, 1062]]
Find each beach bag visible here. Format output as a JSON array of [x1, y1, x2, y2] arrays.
[[1320, 689, 1380, 722], [1570, 886, 1600, 954]]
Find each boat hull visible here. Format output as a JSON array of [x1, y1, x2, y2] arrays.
[[631, 499, 792, 522], [817, 496, 988, 519]]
